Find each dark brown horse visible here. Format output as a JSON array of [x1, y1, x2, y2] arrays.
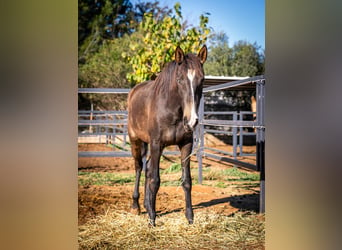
[[127, 45, 207, 226]]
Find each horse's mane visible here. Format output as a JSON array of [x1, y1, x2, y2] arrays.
[[153, 60, 176, 96], [153, 54, 200, 95]]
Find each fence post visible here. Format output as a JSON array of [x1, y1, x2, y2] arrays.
[[256, 79, 265, 213], [239, 112, 243, 156], [232, 112, 238, 162], [105, 113, 109, 144], [90, 102, 93, 133], [123, 113, 127, 146], [197, 94, 205, 184]]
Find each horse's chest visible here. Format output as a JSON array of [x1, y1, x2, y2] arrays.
[[161, 122, 191, 145]]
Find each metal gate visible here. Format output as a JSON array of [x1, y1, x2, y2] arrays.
[[195, 75, 265, 212]]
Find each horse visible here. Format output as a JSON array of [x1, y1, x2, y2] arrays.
[[127, 45, 207, 226]]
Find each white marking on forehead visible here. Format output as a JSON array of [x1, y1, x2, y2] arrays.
[[187, 69, 198, 129], [187, 69, 196, 83]]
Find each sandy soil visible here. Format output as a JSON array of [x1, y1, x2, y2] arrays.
[[78, 141, 260, 225]]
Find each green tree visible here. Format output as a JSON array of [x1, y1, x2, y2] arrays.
[[124, 2, 211, 84], [230, 41, 264, 76], [204, 32, 231, 76], [78, 0, 172, 63], [78, 35, 135, 110], [205, 32, 264, 77], [78, 1, 173, 109], [78, 0, 135, 62]]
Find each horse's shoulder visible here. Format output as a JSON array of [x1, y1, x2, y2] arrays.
[[129, 81, 154, 99]]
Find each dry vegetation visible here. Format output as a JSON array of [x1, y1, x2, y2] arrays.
[[79, 210, 264, 250]]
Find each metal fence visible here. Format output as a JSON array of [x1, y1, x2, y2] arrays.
[[78, 75, 265, 212], [196, 75, 265, 176], [194, 75, 265, 212]]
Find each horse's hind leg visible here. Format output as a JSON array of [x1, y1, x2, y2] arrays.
[[130, 139, 147, 214], [179, 141, 194, 224], [144, 140, 161, 226]]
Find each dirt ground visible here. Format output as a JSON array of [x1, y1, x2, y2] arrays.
[[78, 141, 260, 226]]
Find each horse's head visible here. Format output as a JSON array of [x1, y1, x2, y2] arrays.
[[174, 45, 207, 132]]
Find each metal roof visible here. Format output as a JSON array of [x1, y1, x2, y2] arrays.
[[204, 75, 255, 90]]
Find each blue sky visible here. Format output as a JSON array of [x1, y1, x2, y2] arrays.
[[132, 0, 265, 50]]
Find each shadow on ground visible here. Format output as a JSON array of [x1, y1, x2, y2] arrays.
[[156, 192, 259, 217]]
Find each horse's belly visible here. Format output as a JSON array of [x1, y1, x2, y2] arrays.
[[128, 117, 150, 143], [162, 125, 191, 145]]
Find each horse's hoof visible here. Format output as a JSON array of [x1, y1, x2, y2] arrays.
[[188, 219, 194, 225], [130, 207, 141, 215], [148, 219, 156, 227]]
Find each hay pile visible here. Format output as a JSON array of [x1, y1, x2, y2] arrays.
[[79, 210, 264, 249]]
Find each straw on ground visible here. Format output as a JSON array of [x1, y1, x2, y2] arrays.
[[79, 209, 264, 249]]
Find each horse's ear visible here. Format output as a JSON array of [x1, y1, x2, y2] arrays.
[[198, 45, 208, 64], [175, 46, 184, 63]]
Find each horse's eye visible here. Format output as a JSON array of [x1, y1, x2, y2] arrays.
[[177, 78, 182, 84]]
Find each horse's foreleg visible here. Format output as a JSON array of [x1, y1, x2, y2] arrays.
[[130, 140, 146, 215], [144, 140, 161, 226], [180, 142, 194, 224]]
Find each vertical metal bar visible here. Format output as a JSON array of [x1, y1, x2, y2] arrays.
[[123, 112, 127, 146], [232, 112, 238, 162], [113, 114, 116, 149], [105, 113, 108, 144], [197, 94, 205, 184], [256, 79, 265, 213], [96, 113, 100, 143], [90, 102, 93, 133], [239, 112, 243, 156]]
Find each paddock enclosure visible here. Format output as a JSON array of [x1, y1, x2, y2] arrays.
[[78, 75, 265, 248], [78, 75, 265, 209]]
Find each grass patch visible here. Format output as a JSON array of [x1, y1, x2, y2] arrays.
[[78, 166, 259, 188], [78, 171, 183, 187], [162, 179, 183, 186], [223, 168, 259, 181], [78, 172, 135, 186], [79, 210, 265, 249], [162, 162, 182, 174], [215, 181, 228, 188], [203, 167, 259, 182]]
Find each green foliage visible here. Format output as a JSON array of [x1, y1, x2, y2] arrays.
[[78, 1, 175, 109], [78, 36, 134, 110], [204, 32, 264, 77], [162, 162, 182, 174], [222, 167, 260, 181], [230, 41, 264, 76], [78, 172, 135, 186], [79, 38, 130, 88], [204, 32, 232, 76], [124, 2, 211, 84], [78, 0, 135, 60], [216, 181, 228, 188], [203, 167, 260, 182]]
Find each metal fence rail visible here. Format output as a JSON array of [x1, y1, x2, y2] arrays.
[[78, 109, 129, 146]]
